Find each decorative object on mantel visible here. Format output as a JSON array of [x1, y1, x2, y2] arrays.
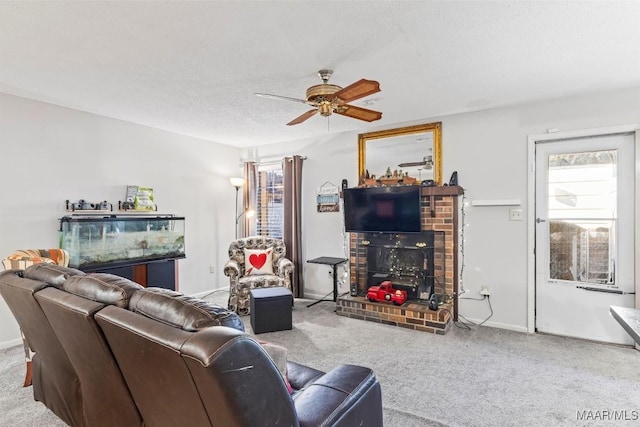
[[360, 167, 419, 187], [65, 199, 112, 212], [448, 171, 458, 186], [316, 181, 340, 212]]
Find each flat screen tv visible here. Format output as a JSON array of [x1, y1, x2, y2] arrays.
[[343, 186, 422, 233]]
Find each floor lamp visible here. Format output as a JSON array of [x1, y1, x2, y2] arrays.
[[230, 177, 255, 239], [230, 177, 245, 239]]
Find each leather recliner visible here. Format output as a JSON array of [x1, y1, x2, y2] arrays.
[[1, 248, 71, 387], [97, 286, 383, 426], [0, 266, 86, 426], [1, 265, 383, 427], [34, 267, 144, 427]]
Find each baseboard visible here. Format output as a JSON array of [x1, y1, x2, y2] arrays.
[[458, 318, 529, 333], [303, 291, 346, 301], [302, 291, 325, 300], [0, 338, 23, 350]]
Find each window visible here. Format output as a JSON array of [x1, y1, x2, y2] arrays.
[[547, 150, 617, 286], [256, 167, 283, 239]]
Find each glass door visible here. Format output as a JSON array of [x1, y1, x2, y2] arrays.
[[535, 132, 635, 344]]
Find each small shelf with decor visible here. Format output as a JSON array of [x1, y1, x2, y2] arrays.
[[65, 199, 113, 213], [58, 214, 185, 290]]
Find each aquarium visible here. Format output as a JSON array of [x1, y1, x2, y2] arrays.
[[59, 215, 185, 269]]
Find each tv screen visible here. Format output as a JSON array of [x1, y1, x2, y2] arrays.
[[343, 186, 422, 233]]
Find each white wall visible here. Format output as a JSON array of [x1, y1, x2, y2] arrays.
[[1, 87, 637, 347], [244, 86, 640, 331], [0, 92, 241, 348]]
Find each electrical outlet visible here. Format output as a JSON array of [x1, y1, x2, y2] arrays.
[[209, 266, 215, 274], [480, 286, 491, 296]]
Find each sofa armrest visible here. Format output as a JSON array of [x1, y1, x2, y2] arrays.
[[223, 259, 240, 278], [287, 360, 324, 392], [293, 364, 383, 427]]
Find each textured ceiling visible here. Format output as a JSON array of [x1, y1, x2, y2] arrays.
[[0, 1, 639, 148]]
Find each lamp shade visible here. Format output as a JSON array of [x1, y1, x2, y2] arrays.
[[230, 177, 245, 188]]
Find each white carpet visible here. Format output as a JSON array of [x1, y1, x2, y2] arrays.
[[2, 290, 639, 426]]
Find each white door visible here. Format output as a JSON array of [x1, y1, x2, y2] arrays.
[[535, 132, 635, 345]]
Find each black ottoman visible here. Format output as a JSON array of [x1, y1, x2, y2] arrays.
[[250, 287, 293, 334]]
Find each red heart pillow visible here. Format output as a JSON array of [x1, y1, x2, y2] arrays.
[[244, 248, 274, 276]]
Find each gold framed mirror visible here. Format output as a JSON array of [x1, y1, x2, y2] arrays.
[[358, 122, 442, 186]]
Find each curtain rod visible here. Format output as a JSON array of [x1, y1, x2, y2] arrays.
[[239, 155, 307, 167]]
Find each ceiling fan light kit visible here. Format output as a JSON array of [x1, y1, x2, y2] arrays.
[[256, 69, 383, 126]]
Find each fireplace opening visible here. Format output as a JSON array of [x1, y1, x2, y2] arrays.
[[353, 231, 445, 301]]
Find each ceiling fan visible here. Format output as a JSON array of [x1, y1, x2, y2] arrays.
[[255, 69, 382, 126]]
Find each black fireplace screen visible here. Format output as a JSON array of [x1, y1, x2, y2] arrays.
[[356, 231, 445, 300]]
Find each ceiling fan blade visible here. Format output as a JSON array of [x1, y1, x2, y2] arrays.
[[332, 79, 380, 103], [287, 109, 318, 126], [255, 93, 310, 105], [335, 104, 382, 122]]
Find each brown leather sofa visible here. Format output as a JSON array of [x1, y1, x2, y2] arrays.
[[0, 263, 383, 427]]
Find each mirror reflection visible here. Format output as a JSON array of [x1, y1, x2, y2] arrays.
[[358, 122, 442, 186]]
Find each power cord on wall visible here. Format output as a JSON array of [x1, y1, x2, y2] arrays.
[[452, 192, 494, 329], [452, 295, 494, 329]]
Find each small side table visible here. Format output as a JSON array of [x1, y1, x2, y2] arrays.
[[306, 256, 348, 308], [610, 305, 640, 345]]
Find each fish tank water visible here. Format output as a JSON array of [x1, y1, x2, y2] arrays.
[[59, 215, 185, 269]]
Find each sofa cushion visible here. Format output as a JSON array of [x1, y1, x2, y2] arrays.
[[62, 273, 142, 308], [129, 288, 245, 332], [23, 263, 85, 288], [286, 360, 325, 392]]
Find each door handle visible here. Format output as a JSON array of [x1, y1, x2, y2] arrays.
[[536, 218, 546, 223]]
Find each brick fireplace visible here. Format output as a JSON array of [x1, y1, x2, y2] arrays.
[[336, 185, 463, 334]]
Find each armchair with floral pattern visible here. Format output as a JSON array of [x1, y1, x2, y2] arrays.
[[224, 236, 294, 315]]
